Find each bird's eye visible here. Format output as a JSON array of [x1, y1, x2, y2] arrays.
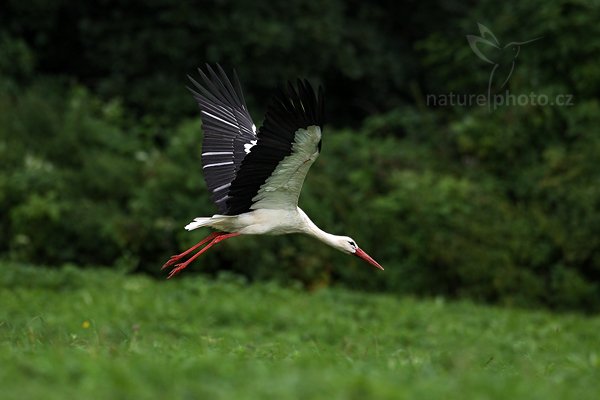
[[348, 241, 356, 247]]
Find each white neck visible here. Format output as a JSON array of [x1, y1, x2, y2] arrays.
[[297, 208, 343, 248]]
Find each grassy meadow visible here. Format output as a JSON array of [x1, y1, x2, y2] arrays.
[[1, 263, 599, 399]]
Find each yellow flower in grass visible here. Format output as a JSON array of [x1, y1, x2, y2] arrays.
[[82, 320, 91, 329]]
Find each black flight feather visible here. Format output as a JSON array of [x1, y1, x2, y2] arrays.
[[225, 79, 325, 215], [188, 64, 256, 213]]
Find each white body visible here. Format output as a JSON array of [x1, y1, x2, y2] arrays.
[[185, 207, 353, 253]]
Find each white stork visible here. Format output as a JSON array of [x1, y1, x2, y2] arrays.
[[162, 65, 383, 278]]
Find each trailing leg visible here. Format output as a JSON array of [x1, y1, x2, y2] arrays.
[[166, 232, 240, 279], [161, 232, 220, 270]]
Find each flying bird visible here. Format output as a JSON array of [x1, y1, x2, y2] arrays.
[[162, 65, 383, 278]]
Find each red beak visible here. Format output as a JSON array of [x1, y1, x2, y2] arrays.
[[354, 248, 384, 271]]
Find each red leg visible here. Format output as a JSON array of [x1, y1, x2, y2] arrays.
[[166, 232, 240, 279], [162, 232, 220, 270]]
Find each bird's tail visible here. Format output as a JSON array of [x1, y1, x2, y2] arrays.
[[184, 217, 213, 231], [184, 214, 236, 231]]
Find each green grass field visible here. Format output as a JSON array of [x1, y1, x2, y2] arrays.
[[1, 263, 599, 399]]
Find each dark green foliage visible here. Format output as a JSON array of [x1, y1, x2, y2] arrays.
[[0, 0, 434, 126], [1, 0, 599, 311]]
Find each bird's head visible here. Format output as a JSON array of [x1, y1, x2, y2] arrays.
[[333, 236, 384, 271]]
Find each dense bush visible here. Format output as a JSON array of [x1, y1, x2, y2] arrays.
[[0, 0, 440, 126], [1, 81, 598, 311]]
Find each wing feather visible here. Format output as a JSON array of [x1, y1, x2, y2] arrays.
[[188, 64, 256, 213], [225, 80, 325, 215]]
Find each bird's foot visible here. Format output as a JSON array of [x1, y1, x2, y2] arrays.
[[161, 254, 184, 270], [161, 232, 221, 271], [161, 232, 240, 279], [167, 261, 192, 279]]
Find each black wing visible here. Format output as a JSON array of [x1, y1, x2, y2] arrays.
[[225, 80, 325, 215], [188, 64, 257, 213]]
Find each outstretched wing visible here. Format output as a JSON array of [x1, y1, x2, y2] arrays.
[[225, 80, 325, 215], [188, 64, 257, 213]]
